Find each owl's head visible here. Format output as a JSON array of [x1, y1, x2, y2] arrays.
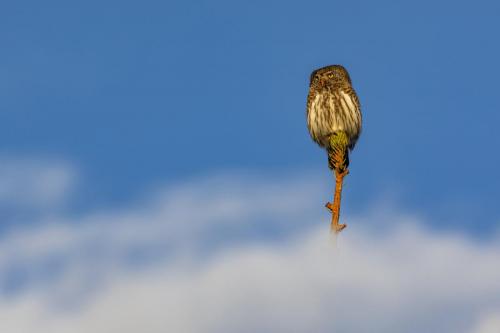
[[310, 65, 352, 88]]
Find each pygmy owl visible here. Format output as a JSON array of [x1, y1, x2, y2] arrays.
[[306, 65, 362, 173]]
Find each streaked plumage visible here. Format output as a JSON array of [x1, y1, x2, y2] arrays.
[[306, 65, 362, 171]]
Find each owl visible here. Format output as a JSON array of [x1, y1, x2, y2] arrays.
[[307, 65, 362, 169], [306, 65, 362, 232]]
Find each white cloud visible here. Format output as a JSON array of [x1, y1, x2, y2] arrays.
[[0, 157, 76, 210], [472, 311, 500, 333], [1, 222, 500, 333], [0, 162, 499, 333]]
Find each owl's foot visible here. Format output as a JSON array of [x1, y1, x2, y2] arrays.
[[325, 202, 333, 212], [339, 169, 349, 177]]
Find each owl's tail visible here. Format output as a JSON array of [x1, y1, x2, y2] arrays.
[[327, 131, 350, 173]]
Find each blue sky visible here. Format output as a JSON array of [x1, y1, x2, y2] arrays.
[[2, 0, 500, 229], [1, 1, 500, 331]]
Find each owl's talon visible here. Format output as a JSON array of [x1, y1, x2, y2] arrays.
[[337, 169, 349, 177], [325, 202, 333, 212]]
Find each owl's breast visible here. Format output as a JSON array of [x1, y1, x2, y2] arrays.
[[307, 89, 362, 149]]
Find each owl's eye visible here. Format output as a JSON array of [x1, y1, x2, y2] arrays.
[[328, 73, 334, 78], [313, 76, 320, 83]]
